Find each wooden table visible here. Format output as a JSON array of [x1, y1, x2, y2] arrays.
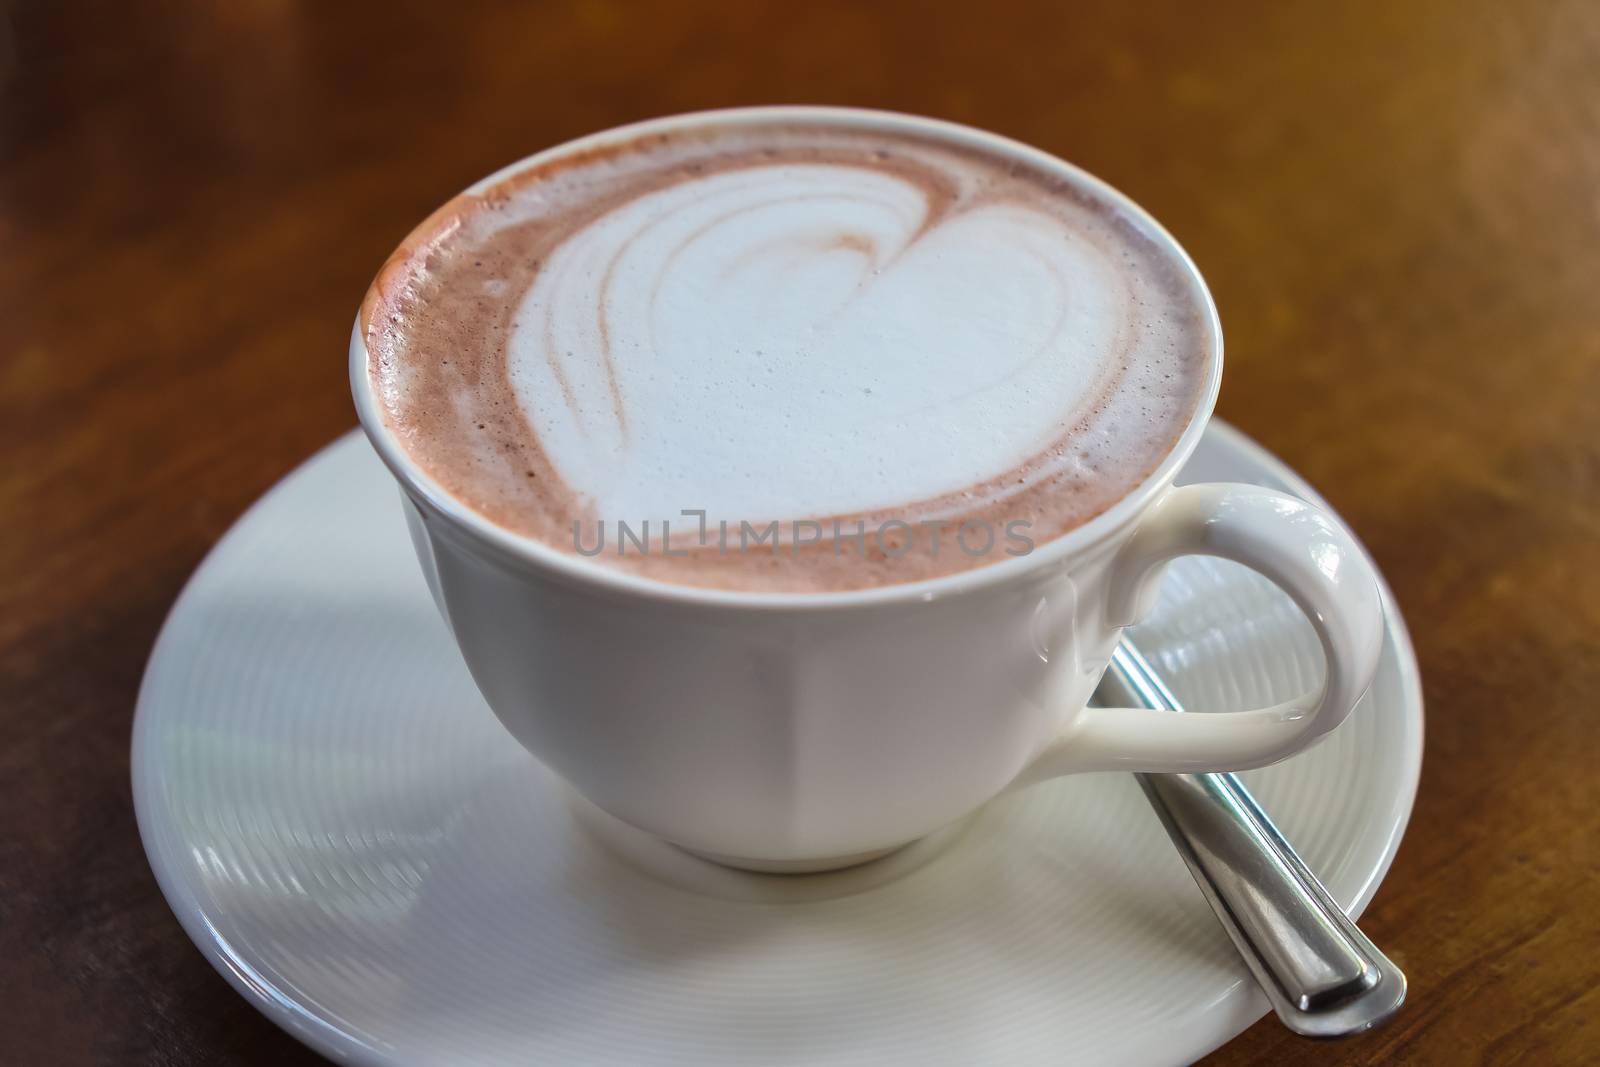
[[4, 2, 1597, 1062]]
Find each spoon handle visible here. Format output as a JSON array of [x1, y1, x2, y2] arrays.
[[1104, 641, 1406, 1038]]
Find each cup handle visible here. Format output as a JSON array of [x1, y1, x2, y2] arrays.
[[1027, 482, 1385, 777]]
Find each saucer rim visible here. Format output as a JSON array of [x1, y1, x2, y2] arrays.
[[131, 418, 1424, 1067]]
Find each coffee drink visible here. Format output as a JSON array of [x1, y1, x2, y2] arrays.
[[362, 113, 1214, 591], [350, 111, 1383, 876]]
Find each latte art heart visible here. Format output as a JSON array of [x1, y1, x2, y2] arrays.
[[363, 117, 1213, 591], [514, 163, 1127, 522]]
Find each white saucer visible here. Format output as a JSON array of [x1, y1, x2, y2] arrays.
[[133, 422, 1422, 1067]]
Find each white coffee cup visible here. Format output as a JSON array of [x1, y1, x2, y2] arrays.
[[350, 108, 1384, 873]]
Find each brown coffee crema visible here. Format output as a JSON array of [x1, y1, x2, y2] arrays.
[[363, 119, 1215, 592]]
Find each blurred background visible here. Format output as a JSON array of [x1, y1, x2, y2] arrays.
[[3, 2, 1597, 1063]]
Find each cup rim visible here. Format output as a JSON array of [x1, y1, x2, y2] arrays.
[[349, 104, 1223, 612]]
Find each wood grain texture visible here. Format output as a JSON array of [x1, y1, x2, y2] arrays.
[[3, 1, 1597, 1063]]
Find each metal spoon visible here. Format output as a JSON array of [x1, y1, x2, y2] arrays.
[[1098, 640, 1406, 1038]]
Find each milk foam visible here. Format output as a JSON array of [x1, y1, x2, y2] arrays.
[[363, 117, 1214, 591]]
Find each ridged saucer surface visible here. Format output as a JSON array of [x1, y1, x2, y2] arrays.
[[133, 422, 1422, 1067]]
